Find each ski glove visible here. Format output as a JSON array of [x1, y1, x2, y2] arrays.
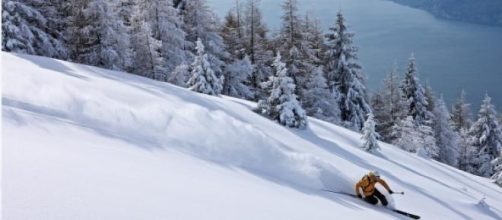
[[389, 190, 394, 194], [357, 195, 362, 199]]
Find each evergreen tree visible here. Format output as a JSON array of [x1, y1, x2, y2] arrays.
[[392, 116, 438, 158], [257, 53, 307, 128], [371, 90, 387, 137], [433, 97, 460, 166], [168, 64, 190, 87], [391, 116, 422, 153], [128, 2, 162, 79], [451, 90, 472, 132], [450, 90, 473, 170], [361, 113, 380, 153], [180, 0, 228, 78], [243, 0, 273, 99], [492, 152, 502, 186], [457, 128, 471, 171], [139, 0, 188, 80], [65, 0, 130, 70], [2, 0, 67, 58], [325, 11, 371, 131], [277, 0, 309, 98], [302, 66, 340, 123], [221, 9, 245, 60], [223, 56, 254, 99], [187, 39, 223, 95], [466, 94, 502, 177], [401, 54, 433, 126], [372, 64, 405, 142]]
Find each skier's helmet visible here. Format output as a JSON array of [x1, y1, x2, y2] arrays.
[[370, 170, 380, 179]]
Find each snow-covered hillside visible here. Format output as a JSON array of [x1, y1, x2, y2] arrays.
[[3, 52, 502, 219]]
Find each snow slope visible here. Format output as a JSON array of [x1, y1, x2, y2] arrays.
[[2, 52, 502, 219]]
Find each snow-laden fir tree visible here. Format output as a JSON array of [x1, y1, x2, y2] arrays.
[[466, 94, 502, 177], [401, 54, 433, 126], [424, 84, 436, 114], [361, 113, 380, 153], [221, 9, 245, 60], [168, 64, 190, 87], [134, 0, 188, 80], [223, 56, 254, 99], [65, 0, 130, 70], [257, 53, 307, 128], [392, 116, 438, 158], [2, 0, 67, 58], [180, 0, 229, 78], [302, 66, 340, 123], [492, 152, 502, 186], [391, 116, 422, 153], [325, 11, 372, 131], [242, 0, 274, 100], [187, 39, 223, 96], [450, 90, 473, 170], [372, 64, 406, 142], [278, 0, 305, 85], [451, 90, 472, 132], [127, 2, 162, 79], [433, 97, 460, 166]]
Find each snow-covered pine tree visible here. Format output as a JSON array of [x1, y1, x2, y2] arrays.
[[278, 0, 306, 87], [401, 54, 433, 126], [187, 38, 223, 96], [457, 127, 471, 171], [424, 84, 436, 114], [275, 0, 314, 103], [361, 113, 380, 153], [180, 0, 228, 79], [137, 0, 188, 80], [371, 90, 387, 136], [243, 0, 274, 100], [221, 9, 245, 60], [302, 66, 340, 123], [372, 64, 405, 142], [450, 90, 473, 170], [451, 90, 472, 132], [433, 97, 460, 166], [258, 53, 307, 128], [65, 0, 129, 70], [223, 56, 254, 99], [220, 7, 255, 99], [128, 2, 163, 79], [2, 0, 67, 58], [492, 152, 502, 186], [117, 0, 135, 28], [391, 116, 438, 158], [466, 94, 502, 177], [325, 11, 371, 131], [391, 116, 421, 153], [168, 64, 190, 87], [416, 123, 439, 158]]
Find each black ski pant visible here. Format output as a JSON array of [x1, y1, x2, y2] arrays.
[[364, 189, 388, 206]]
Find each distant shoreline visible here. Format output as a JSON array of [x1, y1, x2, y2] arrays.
[[387, 0, 502, 27]]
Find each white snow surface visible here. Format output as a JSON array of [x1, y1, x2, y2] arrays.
[[2, 52, 502, 219]]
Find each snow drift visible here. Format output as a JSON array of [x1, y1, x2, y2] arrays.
[[3, 52, 502, 219]]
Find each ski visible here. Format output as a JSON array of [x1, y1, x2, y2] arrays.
[[321, 189, 357, 197], [392, 209, 420, 219], [322, 189, 421, 219]]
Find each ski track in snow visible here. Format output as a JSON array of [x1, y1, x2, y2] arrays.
[[2, 52, 502, 219]]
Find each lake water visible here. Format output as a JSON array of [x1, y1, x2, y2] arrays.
[[207, 0, 502, 110]]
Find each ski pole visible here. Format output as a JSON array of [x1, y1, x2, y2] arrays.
[[391, 191, 405, 195]]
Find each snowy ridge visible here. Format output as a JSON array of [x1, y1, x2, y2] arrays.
[[3, 52, 502, 219]]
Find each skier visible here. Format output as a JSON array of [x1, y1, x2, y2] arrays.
[[355, 171, 394, 206]]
